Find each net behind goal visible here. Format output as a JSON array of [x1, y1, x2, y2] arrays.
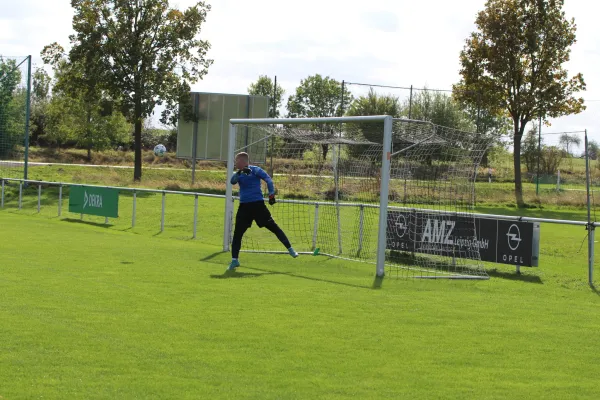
[[223, 116, 492, 279]]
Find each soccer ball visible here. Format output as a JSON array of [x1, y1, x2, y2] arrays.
[[154, 144, 167, 157]]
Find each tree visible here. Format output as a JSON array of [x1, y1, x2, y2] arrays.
[[0, 57, 25, 159], [30, 67, 52, 145], [67, 0, 213, 181], [454, 0, 586, 206], [540, 146, 563, 175], [45, 93, 131, 152], [405, 89, 474, 132], [42, 44, 130, 153], [344, 88, 400, 153], [248, 75, 285, 118], [586, 140, 599, 161], [559, 133, 581, 155], [521, 123, 540, 173], [286, 74, 351, 159]]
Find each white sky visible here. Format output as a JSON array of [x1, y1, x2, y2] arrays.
[[1, 0, 598, 148]]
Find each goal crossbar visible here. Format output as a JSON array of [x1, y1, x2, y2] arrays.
[[229, 115, 392, 125]]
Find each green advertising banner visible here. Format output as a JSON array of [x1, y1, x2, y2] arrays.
[[69, 186, 119, 218]]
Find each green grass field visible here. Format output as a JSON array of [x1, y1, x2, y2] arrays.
[[2, 177, 600, 398]]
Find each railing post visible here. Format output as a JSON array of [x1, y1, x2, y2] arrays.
[[161, 192, 166, 232], [132, 190, 137, 228], [1, 179, 4, 209], [193, 194, 199, 239], [18, 182, 22, 210], [58, 184, 62, 216], [37, 184, 41, 213], [585, 129, 594, 286]]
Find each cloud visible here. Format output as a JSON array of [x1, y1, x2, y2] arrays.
[[1, 0, 598, 141], [362, 11, 400, 33]]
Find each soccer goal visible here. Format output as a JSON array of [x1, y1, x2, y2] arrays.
[[223, 116, 492, 279]]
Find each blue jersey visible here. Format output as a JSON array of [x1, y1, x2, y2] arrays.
[[230, 165, 275, 203]]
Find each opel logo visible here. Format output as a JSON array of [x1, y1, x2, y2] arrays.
[[506, 224, 522, 251], [395, 214, 408, 238]]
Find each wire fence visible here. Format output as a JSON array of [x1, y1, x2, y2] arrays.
[[0, 55, 31, 181]]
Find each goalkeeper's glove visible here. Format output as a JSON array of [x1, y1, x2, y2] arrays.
[[236, 167, 252, 175], [269, 194, 276, 206]]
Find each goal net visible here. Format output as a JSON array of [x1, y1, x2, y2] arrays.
[[224, 116, 493, 279]]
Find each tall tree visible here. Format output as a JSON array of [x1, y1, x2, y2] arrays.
[[345, 88, 400, 149], [0, 58, 25, 159], [42, 44, 130, 154], [30, 67, 52, 145], [248, 75, 285, 118], [405, 89, 474, 132], [67, 0, 213, 181], [286, 74, 351, 159], [454, 0, 586, 206], [559, 133, 581, 156], [586, 140, 599, 161], [521, 123, 541, 172], [42, 43, 113, 159]]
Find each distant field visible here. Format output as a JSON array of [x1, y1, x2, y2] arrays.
[[2, 161, 599, 208]]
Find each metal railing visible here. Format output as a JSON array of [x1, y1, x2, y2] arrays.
[[1, 177, 597, 285], [0, 178, 227, 239]]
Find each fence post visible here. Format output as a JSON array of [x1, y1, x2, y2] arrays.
[[37, 184, 41, 213], [58, 184, 62, 216], [132, 190, 137, 228], [193, 194, 198, 239], [161, 191, 166, 232], [585, 129, 594, 286], [18, 182, 22, 210], [1, 179, 4, 208], [408, 85, 413, 119]]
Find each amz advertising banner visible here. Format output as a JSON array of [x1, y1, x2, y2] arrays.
[[386, 210, 540, 267]]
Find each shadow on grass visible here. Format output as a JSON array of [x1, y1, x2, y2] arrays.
[[244, 266, 379, 290], [199, 250, 387, 289], [200, 252, 225, 262], [63, 218, 113, 229], [372, 275, 384, 289], [200, 252, 380, 290], [210, 270, 271, 279], [487, 268, 543, 284], [590, 284, 600, 296]]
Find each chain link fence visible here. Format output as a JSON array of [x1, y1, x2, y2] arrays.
[[0, 55, 31, 180]]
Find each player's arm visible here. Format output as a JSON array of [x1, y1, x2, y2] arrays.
[[255, 167, 277, 205], [255, 167, 275, 195], [230, 171, 240, 185]]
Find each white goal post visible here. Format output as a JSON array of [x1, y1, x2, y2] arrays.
[[222, 115, 491, 279], [223, 115, 393, 277]]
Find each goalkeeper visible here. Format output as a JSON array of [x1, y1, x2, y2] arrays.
[[227, 152, 298, 271]]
